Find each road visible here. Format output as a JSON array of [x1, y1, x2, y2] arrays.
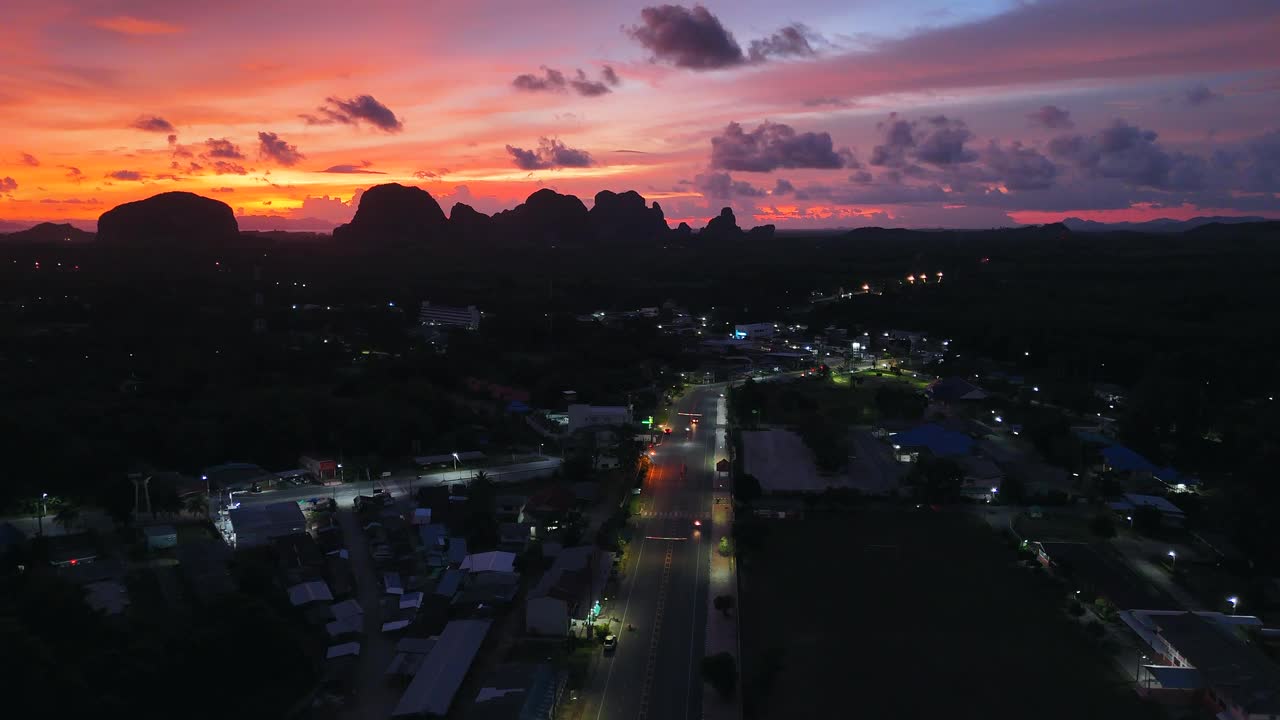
[[588, 385, 720, 720], [225, 457, 562, 511]]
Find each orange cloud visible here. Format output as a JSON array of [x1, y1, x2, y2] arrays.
[[92, 16, 184, 36]]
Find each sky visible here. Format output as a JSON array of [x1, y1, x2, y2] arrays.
[[1, 0, 1278, 231]]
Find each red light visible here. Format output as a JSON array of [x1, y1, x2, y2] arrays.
[[69, 558, 78, 566]]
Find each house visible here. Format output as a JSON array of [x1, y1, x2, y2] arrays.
[[1125, 610, 1280, 719], [1101, 445, 1157, 475], [460, 551, 517, 575], [526, 545, 610, 637], [927, 377, 987, 402], [300, 456, 338, 482], [202, 462, 276, 492], [522, 485, 576, 527], [141, 524, 177, 550], [958, 456, 1003, 502], [1110, 493, 1187, 528], [386, 636, 438, 680], [499, 523, 534, 553], [447, 537, 468, 566], [567, 404, 632, 432], [228, 501, 306, 548], [495, 495, 526, 523], [435, 569, 464, 599], [889, 423, 974, 461], [392, 619, 493, 717], [467, 663, 567, 720], [1155, 467, 1202, 494], [418, 301, 482, 330], [288, 579, 334, 606]]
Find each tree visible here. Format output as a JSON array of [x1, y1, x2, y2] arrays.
[[1089, 512, 1117, 539], [53, 505, 80, 533], [733, 474, 762, 505], [907, 457, 962, 502], [714, 594, 735, 616], [1131, 505, 1162, 536], [701, 651, 738, 698], [184, 494, 209, 517]]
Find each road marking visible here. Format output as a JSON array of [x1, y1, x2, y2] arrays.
[[594, 531, 649, 720], [638, 542, 674, 720]]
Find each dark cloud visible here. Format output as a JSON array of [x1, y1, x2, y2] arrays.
[[167, 134, 177, 145], [322, 162, 385, 174], [569, 70, 612, 97], [211, 161, 248, 175], [414, 170, 438, 179], [748, 24, 815, 62], [850, 169, 874, 184], [20, 152, 39, 166], [132, 115, 175, 133], [513, 66, 567, 92], [257, 131, 304, 166], [628, 4, 745, 69], [982, 141, 1057, 190], [694, 171, 766, 200], [505, 137, 594, 170], [514, 66, 618, 97], [772, 178, 795, 195], [870, 113, 977, 167], [1184, 84, 1222, 107], [0, 177, 16, 193], [804, 97, 852, 108], [62, 166, 84, 183], [211, 187, 235, 193], [1239, 129, 1280, 192], [106, 170, 144, 181], [710, 121, 849, 172], [203, 138, 244, 160], [1028, 105, 1073, 129], [303, 95, 404, 132], [1049, 119, 1204, 189]]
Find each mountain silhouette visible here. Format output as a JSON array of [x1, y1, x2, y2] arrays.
[[0, 222, 94, 244], [97, 192, 237, 246], [332, 183, 447, 244], [490, 188, 590, 246], [699, 207, 743, 241], [589, 190, 669, 242]]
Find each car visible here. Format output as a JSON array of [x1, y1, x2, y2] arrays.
[[691, 417, 699, 424], [693, 519, 702, 527], [603, 634, 617, 653]]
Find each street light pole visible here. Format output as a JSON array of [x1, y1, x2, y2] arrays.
[[38, 492, 48, 536]]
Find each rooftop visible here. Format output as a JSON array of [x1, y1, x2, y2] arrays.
[[890, 423, 974, 457], [392, 619, 493, 717], [1155, 612, 1280, 714]]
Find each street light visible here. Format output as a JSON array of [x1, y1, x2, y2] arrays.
[[1227, 595, 1239, 612], [38, 492, 48, 536], [538, 443, 544, 457], [1167, 550, 1177, 570]]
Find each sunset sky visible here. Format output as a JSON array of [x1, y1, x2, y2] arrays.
[[1, 0, 1278, 231]]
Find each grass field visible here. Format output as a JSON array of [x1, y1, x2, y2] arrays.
[[739, 508, 1155, 720], [850, 368, 933, 389]]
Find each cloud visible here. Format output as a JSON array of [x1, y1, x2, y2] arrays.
[[92, 16, 183, 35], [710, 121, 849, 172], [302, 95, 404, 132], [1028, 105, 1073, 129], [747, 24, 815, 62], [414, 169, 451, 179], [1184, 84, 1222, 107], [211, 161, 248, 175], [132, 115, 176, 133], [257, 131, 304, 166], [513, 66, 567, 92], [982, 141, 1058, 190], [694, 171, 767, 200], [772, 178, 795, 195], [106, 170, 145, 181], [870, 113, 977, 168], [628, 5, 745, 70], [804, 97, 852, 108], [514, 66, 618, 97], [211, 187, 235, 193], [321, 162, 385, 174], [167, 134, 177, 145], [62, 166, 84, 183], [0, 177, 16, 193], [1049, 119, 1205, 189], [20, 152, 39, 166], [505, 137, 594, 170], [203, 138, 244, 160]]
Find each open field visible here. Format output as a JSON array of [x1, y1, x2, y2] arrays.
[[850, 368, 932, 389], [739, 508, 1157, 720]]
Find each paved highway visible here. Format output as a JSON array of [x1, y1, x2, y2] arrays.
[[590, 385, 721, 720]]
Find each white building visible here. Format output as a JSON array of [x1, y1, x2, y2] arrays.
[[733, 322, 777, 340], [419, 301, 482, 330], [567, 404, 632, 432]]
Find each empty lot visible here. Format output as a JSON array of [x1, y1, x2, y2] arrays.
[[739, 508, 1156, 720]]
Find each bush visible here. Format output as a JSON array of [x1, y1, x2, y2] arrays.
[[1067, 600, 1085, 617], [701, 651, 738, 698]]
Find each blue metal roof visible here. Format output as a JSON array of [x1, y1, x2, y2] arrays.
[[1102, 445, 1156, 472], [890, 423, 974, 457]]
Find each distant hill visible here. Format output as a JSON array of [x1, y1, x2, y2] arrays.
[[0, 222, 95, 244], [1062, 216, 1270, 233], [97, 192, 238, 247]]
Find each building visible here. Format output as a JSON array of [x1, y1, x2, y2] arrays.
[[567, 404, 632, 432], [392, 619, 493, 717], [1110, 493, 1187, 528], [958, 456, 1003, 502], [141, 524, 177, 550], [460, 551, 517, 575], [733, 322, 777, 340], [1124, 610, 1280, 719], [227, 501, 306, 548], [300, 456, 338, 482], [526, 545, 610, 637], [419, 301, 482, 330], [467, 664, 567, 720], [1101, 445, 1157, 475], [889, 423, 974, 461], [926, 377, 987, 402]]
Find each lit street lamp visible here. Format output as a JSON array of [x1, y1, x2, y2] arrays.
[[38, 492, 48, 536], [1227, 595, 1239, 612], [1167, 550, 1177, 570]]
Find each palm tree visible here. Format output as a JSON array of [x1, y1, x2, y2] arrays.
[[53, 505, 80, 534], [185, 494, 209, 517]]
